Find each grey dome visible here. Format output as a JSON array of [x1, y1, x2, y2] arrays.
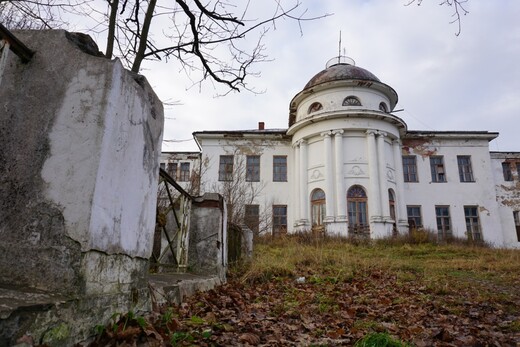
[[304, 63, 381, 90]]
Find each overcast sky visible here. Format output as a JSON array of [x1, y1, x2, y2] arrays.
[[92, 1, 520, 152]]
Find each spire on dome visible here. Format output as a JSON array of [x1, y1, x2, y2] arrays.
[[327, 31, 355, 68]]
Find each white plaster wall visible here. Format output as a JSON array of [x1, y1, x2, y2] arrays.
[[296, 87, 392, 123], [402, 138, 504, 245], [197, 135, 293, 234], [490, 154, 520, 248], [42, 59, 163, 258]]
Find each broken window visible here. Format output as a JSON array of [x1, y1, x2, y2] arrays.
[[457, 156, 474, 182], [435, 206, 452, 240], [379, 102, 388, 113], [502, 162, 513, 181], [513, 211, 520, 242], [179, 162, 190, 181], [272, 205, 287, 235], [244, 204, 260, 235], [406, 205, 422, 230], [218, 155, 234, 181], [464, 206, 481, 241], [246, 155, 260, 182], [167, 162, 178, 180], [347, 185, 369, 234], [273, 156, 287, 182], [402, 156, 418, 182], [430, 156, 446, 182], [343, 96, 362, 106], [311, 189, 326, 227]]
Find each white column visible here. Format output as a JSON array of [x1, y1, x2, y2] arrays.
[[321, 131, 335, 221], [299, 139, 309, 223], [366, 130, 381, 220], [377, 131, 390, 219], [333, 129, 346, 220], [393, 139, 409, 231], [293, 142, 301, 224]]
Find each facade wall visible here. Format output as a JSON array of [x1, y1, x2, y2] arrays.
[[196, 133, 292, 235], [490, 152, 520, 248], [402, 136, 505, 245]]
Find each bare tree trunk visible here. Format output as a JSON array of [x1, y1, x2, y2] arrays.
[[105, 0, 119, 59], [131, 0, 156, 73]]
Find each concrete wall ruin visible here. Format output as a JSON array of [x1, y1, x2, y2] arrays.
[[0, 29, 163, 343]]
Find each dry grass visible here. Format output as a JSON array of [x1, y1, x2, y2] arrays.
[[237, 234, 520, 301]]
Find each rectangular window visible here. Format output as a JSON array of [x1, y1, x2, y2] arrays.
[[406, 205, 422, 230], [244, 204, 260, 234], [502, 162, 513, 181], [167, 162, 177, 180], [464, 206, 481, 241], [457, 156, 474, 182], [218, 155, 234, 181], [272, 205, 287, 235], [402, 156, 418, 182], [160, 163, 165, 170], [179, 162, 190, 181], [246, 155, 260, 182], [430, 156, 446, 182], [516, 163, 520, 180], [273, 156, 287, 182], [435, 206, 452, 240], [514, 211, 520, 242]]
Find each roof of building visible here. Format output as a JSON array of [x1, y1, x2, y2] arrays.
[[304, 62, 381, 90]]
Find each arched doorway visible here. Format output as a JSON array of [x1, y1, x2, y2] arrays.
[[311, 188, 326, 234], [347, 185, 369, 235]]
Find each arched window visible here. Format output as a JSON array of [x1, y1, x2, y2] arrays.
[[342, 96, 362, 106], [347, 185, 369, 234], [308, 102, 323, 114], [379, 102, 388, 113], [311, 189, 326, 227]]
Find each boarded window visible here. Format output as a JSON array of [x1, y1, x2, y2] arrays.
[[430, 156, 446, 182]]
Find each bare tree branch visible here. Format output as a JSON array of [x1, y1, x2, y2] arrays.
[[405, 0, 469, 36]]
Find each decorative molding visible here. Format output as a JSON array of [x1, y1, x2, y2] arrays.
[[366, 129, 377, 136], [386, 169, 395, 181], [332, 129, 344, 136], [320, 131, 332, 137], [310, 169, 323, 180], [378, 131, 388, 138], [347, 165, 365, 176]]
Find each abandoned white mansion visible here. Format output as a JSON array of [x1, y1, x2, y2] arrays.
[[162, 56, 520, 248]]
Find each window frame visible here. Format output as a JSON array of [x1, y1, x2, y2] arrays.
[[246, 155, 260, 182], [435, 205, 452, 240], [178, 162, 190, 182], [218, 155, 234, 182], [311, 189, 326, 227], [457, 155, 474, 182], [244, 204, 260, 234], [272, 205, 287, 235], [513, 211, 520, 242], [464, 206, 481, 241], [402, 155, 418, 182], [430, 156, 447, 183], [273, 155, 287, 182], [502, 162, 513, 181], [167, 162, 178, 180], [343, 95, 362, 106], [406, 205, 422, 230], [347, 185, 369, 234]]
